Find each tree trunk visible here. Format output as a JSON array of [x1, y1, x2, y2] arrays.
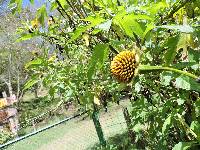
[[7, 52, 13, 97]]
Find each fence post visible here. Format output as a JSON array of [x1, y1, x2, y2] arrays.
[[92, 105, 106, 147]]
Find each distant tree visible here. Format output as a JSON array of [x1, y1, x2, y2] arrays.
[[0, 12, 39, 99]]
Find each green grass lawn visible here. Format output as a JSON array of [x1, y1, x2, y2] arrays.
[[4, 100, 130, 150]]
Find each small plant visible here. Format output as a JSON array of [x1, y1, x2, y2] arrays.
[[0, 130, 13, 144]]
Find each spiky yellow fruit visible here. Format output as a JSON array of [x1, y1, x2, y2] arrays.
[[111, 50, 139, 83]]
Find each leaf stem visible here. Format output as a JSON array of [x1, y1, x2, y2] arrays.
[[177, 113, 197, 139], [138, 65, 198, 79]]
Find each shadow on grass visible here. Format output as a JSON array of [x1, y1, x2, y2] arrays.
[[89, 132, 136, 150]]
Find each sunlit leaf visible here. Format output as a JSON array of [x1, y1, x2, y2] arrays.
[[177, 98, 185, 105], [175, 75, 200, 92], [172, 142, 194, 150], [25, 58, 43, 68], [69, 16, 105, 43], [68, 26, 87, 43], [177, 33, 195, 60], [24, 76, 38, 90], [120, 15, 144, 38], [82, 16, 105, 27], [50, 1, 58, 11], [16, 33, 37, 42], [58, 0, 66, 8], [162, 115, 172, 134], [94, 96, 101, 105], [114, 13, 149, 38], [96, 19, 112, 32], [160, 71, 173, 86], [157, 25, 194, 33], [142, 2, 168, 17]]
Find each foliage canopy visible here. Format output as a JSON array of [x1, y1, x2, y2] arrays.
[[7, 0, 200, 149]]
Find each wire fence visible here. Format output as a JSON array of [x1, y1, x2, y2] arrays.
[[1, 100, 131, 150]]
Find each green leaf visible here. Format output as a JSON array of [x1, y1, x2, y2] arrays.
[[17, 0, 22, 13], [157, 25, 194, 33], [9, 0, 19, 14], [68, 26, 88, 43], [16, 33, 37, 42], [175, 75, 200, 92], [58, 0, 66, 8], [96, 19, 112, 32], [87, 44, 109, 81], [143, 2, 168, 17], [143, 23, 155, 39], [172, 142, 194, 150], [190, 121, 200, 139], [9, 0, 16, 5], [176, 34, 195, 59], [36, 4, 47, 27], [68, 16, 105, 43], [162, 115, 172, 134], [120, 15, 144, 38], [50, 1, 58, 11], [24, 76, 38, 90], [25, 58, 43, 68], [82, 16, 105, 27], [160, 71, 173, 86], [135, 82, 142, 93], [188, 49, 200, 63], [177, 98, 185, 105], [114, 14, 146, 38], [29, 0, 34, 4], [164, 35, 180, 66]]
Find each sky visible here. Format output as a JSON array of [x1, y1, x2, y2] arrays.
[[0, 0, 45, 14], [22, 0, 44, 8]]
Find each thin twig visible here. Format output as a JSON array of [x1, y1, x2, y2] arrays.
[[163, 0, 190, 21], [65, 0, 82, 19], [77, 0, 88, 17], [55, 0, 75, 28]]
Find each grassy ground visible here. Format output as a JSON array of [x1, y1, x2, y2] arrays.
[[4, 100, 130, 150]]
